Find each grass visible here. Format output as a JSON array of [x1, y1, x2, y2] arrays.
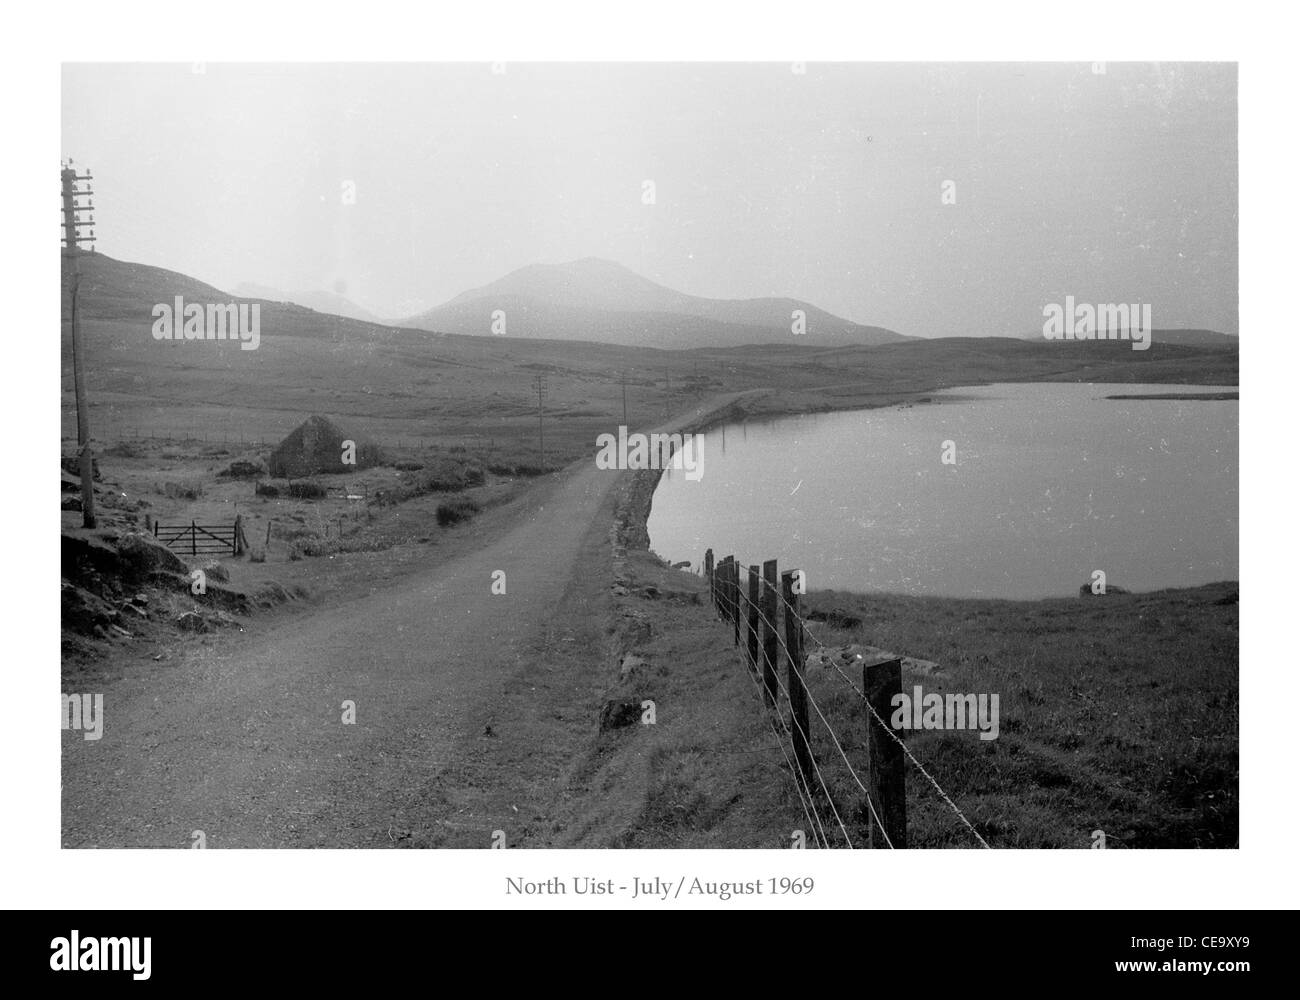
[[592, 548, 1236, 849], [791, 584, 1239, 848]]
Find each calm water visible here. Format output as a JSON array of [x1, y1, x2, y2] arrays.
[[648, 383, 1238, 599]]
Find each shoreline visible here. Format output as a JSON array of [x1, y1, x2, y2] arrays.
[[624, 381, 1238, 603]]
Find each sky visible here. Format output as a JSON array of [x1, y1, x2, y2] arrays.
[[61, 62, 1237, 336]]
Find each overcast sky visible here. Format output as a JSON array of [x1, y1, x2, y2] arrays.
[[62, 62, 1237, 336]]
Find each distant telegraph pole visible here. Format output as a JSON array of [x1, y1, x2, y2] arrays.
[[531, 373, 547, 469], [620, 370, 629, 426], [61, 161, 97, 529]]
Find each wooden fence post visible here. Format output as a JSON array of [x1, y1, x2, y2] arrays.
[[762, 563, 781, 709], [863, 657, 907, 848], [705, 549, 714, 611], [747, 565, 760, 673], [722, 557, 734, 625], [731, 557, 741, 647], [190, 519, 197, 557], [265, 518, 273, 549], [729, 558, 738, 631], [781, 569, 812, 786]]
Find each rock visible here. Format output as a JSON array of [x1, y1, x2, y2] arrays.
[[61, 582, 117, 635], [201, 560, 230, 583], [611, 584, 629, 597], [599, 699, 642, 732], [117, 531, 190, 578], [1079, 583, 1130, 596], [636, 586, 661, 600], [61, 496, 82, 511], [176, 611, 209, 633], [132, 593, 148, 605]]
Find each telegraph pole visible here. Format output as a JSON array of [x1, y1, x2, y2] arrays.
[[61, 161, 97, 529], [620, 370, 629, 426], [531, 373, 547, 468]]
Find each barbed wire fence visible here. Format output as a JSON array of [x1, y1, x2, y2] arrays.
[[703, 547, 992, 850]]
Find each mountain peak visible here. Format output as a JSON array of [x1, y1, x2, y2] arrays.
[[411, 258, 908, 350]]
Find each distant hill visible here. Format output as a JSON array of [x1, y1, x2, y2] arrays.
[[62, 250, 401, 352], [233, 282, 386, 325], [402, 257, 909, 349], [61, 251, 1236, 452], [1021, 327, 1237, 349]]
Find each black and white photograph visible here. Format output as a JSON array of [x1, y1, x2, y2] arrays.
[[58, 56, 1237, 853], [10, 0, 1298, 957], [56, 59, 1239, 852]]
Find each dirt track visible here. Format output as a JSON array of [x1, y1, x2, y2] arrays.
[[62, 454, 630, 848]]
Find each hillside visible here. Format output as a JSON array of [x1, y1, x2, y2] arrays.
[[1020, 327, 1237, 349], [233, 282, 386, 325], [403, 257, 909, 349], [61, 251, 1238, 461]]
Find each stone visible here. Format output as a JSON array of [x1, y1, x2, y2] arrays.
[[176, 611, 209, 633], [599, 699, 642, 732]]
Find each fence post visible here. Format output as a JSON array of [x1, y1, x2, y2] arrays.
[[720, 557, 732, 624], [730, 559, 738, 629], [705, 549, 714, 611], [863, 657, 907, 848], [730, 557, 741, 647], [781, 569, 812, 785], [747, 565, 760, 673], [190, 519, 197, 557], [265, 518, 273, 549]]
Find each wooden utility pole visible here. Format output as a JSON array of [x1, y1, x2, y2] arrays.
[[531, 373, 547, 468], [61, 162, 97, 529]]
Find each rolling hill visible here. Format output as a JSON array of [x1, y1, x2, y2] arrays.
[[233, 282, 387, 325], [1021, 327, 1237, 349], [402, 257, 909, 349]]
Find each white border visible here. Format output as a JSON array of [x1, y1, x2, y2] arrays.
[[4, 0, 1293, 909]]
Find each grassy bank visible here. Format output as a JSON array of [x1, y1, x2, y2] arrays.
[[797, 583, 1238, 848], [598, 543, 1237, 848]]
